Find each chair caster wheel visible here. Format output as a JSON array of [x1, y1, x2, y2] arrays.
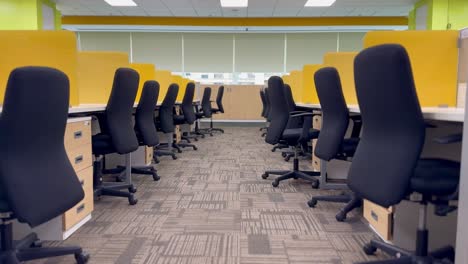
[[261, 173, 269, 179], [281, 153, 286, 157], [193, 146, 198, 151], [210, 133, 214, 137], [128, 195, 138, 205], [75, 252, 90, 264], [115, 176, 124, 182], [311, 181, 320, 189], [272, 181, 279, 187], [177, 149, 182, 153], [128, 186, 137, 193], [284, 157, 290, 162], [271, 148, 276, 152], [363, 243, 377, 255], [194, 137, 198, 141], [152, 173, 160, 181], [335, 211, 347, 222], [172, 155, 178, 160], [307, 199, 317, 208]]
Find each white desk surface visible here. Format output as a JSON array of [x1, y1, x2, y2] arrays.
[[296, 103, 465, 123]]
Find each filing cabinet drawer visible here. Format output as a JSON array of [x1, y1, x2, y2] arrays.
[[66, 144, 92, 172], [313, 114, 322, 130], [363, 199, 394, 241], [145, 146, 153, 165], [63, 166, 94, 231], [65, 120, 91, 151]]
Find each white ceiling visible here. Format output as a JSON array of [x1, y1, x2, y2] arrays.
[[53, 0, 416, 18]]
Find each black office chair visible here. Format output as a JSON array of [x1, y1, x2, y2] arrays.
[[261, 87, 272, 137], [173, 82, 198, 151], [262, 76, 321, 188], [155, 84, 182, 155], [259, 88, 268, 132], [210, 85, 225, 134], [351, 44, 459, 264], [306, 67, 362, 222], [195, 87, 213, 137], [130, 80, 160, 181], [92, 68, 139, 205], [0, 67, 89, 263]]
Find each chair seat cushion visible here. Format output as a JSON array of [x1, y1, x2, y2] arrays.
[[173, 115, 186, 125], [92, 133, 116, 155], [411, 158, 460, 196], [282, 128, 319, 143]]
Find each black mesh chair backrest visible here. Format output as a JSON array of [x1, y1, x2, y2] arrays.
[[106, 68, 140, 154], [314, 67, 350, 161], [264, 88, 272, 121], [216, 86, 225, 113], [201, 87, 212, 118], [260, 89, 267, 118], [284, 84, 296, 112], [159, 84, 179, 133], [265, 76, 289, 145], [0, 67, 84, 227], [136, 80, 160, 146], [181, 82, 197, 124], [348, 44, 425, 208]]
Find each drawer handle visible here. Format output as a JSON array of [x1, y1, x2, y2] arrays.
[[371, 210, 379, 221], [75, 155, 83, 164], [76, 204, 85, 214], [74, 131, 83, 139]]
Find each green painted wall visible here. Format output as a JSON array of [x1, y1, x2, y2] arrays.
[[0, 0, 61, 30], [409, 0, 468, 30]]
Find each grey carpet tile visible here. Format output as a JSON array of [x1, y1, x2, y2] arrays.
[[26, 127, 387, 264]]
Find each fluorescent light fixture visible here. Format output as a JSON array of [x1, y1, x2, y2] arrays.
[[220, 0, 248, 8], [305, 0, 336, 7], [104, 0, 137, 6]]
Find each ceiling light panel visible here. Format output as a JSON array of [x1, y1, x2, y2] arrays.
[[220, 0, 248, 7], [305, 0, 336, 7], [104, 0, 137, 6]]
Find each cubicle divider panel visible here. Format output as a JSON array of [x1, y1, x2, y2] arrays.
[[289, 70, 303, 102], [364, 30, 459, 107], [78, 52, 129, 104], [172, 75, 185, 101], [302, 64, 322, 104], [155, 70, 172, 100], [458, 29, 468, 108], [130, 63, 156, 103], [323, 52, 358, 105], [0, 31, 79, 105]]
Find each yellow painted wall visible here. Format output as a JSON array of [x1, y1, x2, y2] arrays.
[[78, 52, 129, 104], [0, 30, 79, 105], [0, 0, 61, 30], [302, 64, 322, 104], [364, 31, 458, 107], [323, 52, 358, 104], [155, 70, 172, 102], [130, 63, 156, 102]]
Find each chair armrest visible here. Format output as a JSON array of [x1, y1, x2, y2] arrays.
[[290, 110, 310, 115], [290, 112, 319, 119], [349, 114, 361, 121], [433, 133, 463, 144]]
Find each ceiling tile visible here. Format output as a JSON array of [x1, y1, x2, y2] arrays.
[[171, 8, 198, 16], [272, 8, 301, 17]]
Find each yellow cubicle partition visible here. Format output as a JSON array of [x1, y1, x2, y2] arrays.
[[289, 70, 303, 102], [78, 52, 129, 104], [130, 63, 156, 102], [155, 70, 172, 101], [172, 75, 185, 101], [364, 31, 459, 107], [323, 52, 358, 104], [302, 64, 322, 104], [0, 31, 79, 105]]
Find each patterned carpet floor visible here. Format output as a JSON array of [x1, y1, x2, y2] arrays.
[[29, 127, 387, 264]]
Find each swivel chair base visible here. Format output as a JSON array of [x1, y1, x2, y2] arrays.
[[176, 141, 198, 151], [272, 142, 289, 152], [93, 160, 138, 205], [262, 147, 320, 188], [308, 193, 362, 222], [0, 222, 89, 264], [357, 203, 455, 264], [154, 148, 177, 160], [112, 165, 160, 182]]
